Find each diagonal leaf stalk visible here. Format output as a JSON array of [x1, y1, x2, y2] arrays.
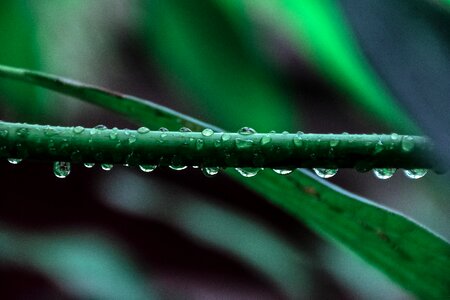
[[0, 120, 437, 171]]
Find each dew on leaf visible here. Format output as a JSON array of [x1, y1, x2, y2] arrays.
[[404, 169, 427, 179], [101, 164, 113, 171], [235, 167, 260, 177], [53, 161, 71, 178], [373, 168, 396, 179], [238, 127, 256, 135], [7, 158, 22, 165], [201, 128, 214, 137], [313, 168, 338, 178], [139, 165, 157, 173]]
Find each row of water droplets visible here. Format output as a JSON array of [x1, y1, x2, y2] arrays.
[[4, 125, 428, 179]]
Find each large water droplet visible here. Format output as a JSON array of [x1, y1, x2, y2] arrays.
[[273, 169, 293, 175], [84, 163, 95, 168], [313, 168, 338, 178], [101, 164, 113, 171], [238, 127, 256, 135], [202, 167, 220, 177], [73, 126, 85, 134], [53, 161, 71, 178], [137, 127, 150, 134], [201, 128, 214, 137], [7, 158, 22, 165], [139, 165, 157, 172], [373, 168, 396, 179], [235, 138, 253, 149], [403, 169, 427, 179], [235, 167, 260, 177], [401, 136, 414, 152], [260, 135, 272, 146]]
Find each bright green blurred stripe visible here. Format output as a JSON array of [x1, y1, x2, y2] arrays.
[[145, 0, 300, 132], [217, 0, 419, 133]]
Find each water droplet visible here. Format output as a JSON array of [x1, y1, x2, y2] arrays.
[[282, 131, 289, 135], [179, 127, 192, 132], [273, 169, 293, 175], [201, 167, 220, 177], [293, 135, 303, 147], [44, 126, 58, 137], [73, 126, 85, 134], [401, 136, 414, 152], [0, 129, 8, 138], [221, 133, 231, 142], [128, 135, 137, 144], [235, 138, 253, 149], [16, 128, 29, 137], [159, 127, 169, 132], [329, 140, 339, 147], [238, 127, 256, 135], [260, 135, 272, 146], [390, 133, 399, 140], [101, 164, 113, 171], [137, 127, 150, 134], [313, 168, 338, 178], [214, 140, 222, 148], [373, 168, 396, 179], [139, 165, 157, 172], [374, 141, 384, 154], [109, 127, 118, 140], [201, 128, 214, 137], [235, 167, 260, 177], [7, 158, 22, 165], [169, 165, 187, 171], [53, 162, 71, 178], [84, 163, 95, 168], [95, 124, 107, 130], [403, 169, 427, 179], [196, 139, 204, 150]]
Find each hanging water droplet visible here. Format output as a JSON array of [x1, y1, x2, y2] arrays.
[[137, 127, 150, 134], [373, 168, 396, 179], [84, 163, 95, 168], [196, 139, 204, 150], [293, 135, 303, 147], [202, 167, 220, 177], [238, 127, 256, 135], [313, 168, 338, 178], [273, 169, 293, 175], [403, 169, 427, 179], [236, 138, 253, 149], [201, 128, 214, 137], [7, 158, 22, 165], [139, 164, 157, 172], [53, 162, 71, 178], [169, 165, 187, 171], [401, 136, 414, 152], [73, 126, 85, 134], [235, 167, 260, 177], [179, 127, 191, 132], [192, 165, 199, 169], [260, 135, 272, 146], [101, 164, 113, 171]]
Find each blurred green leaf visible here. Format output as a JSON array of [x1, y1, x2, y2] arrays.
[[0, 1, 47, 121], [1, 65, 448, 298], [0, 226, 156, 299], [216, 0, 419, 133], [144, 0, 299, 132]]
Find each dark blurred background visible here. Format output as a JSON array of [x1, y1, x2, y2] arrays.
[[0, 1, 449, 299]]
